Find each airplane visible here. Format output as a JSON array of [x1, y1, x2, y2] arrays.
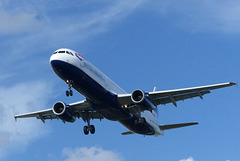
[[14, 48, 236, 136]]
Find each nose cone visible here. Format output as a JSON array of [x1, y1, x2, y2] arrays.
[[49, 52, 67, 75], [49, 51, 74, 78], [49, 54, 58, 70], [49, 55, 61, 76]]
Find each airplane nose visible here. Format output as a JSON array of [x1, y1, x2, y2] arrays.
[[49, 54, 59, 70], [50, 57, 64, 77], [49, 53, 55, 63]]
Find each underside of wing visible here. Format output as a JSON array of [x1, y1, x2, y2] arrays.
[[14, 100, 104, 123], [14, 108, 55, 123], [151, 90, 210, 106]]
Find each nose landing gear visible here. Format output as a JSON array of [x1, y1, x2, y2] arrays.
[[66, 80, 73, 97]]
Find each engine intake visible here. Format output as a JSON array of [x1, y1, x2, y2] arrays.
[[131, 90, 145, 103], [131, 89, 156, 111], [52, 101, 76, 123]]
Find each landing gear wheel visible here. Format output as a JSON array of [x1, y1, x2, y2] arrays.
[[89, 125, 95, 134], [66, 90, 70, 97], [83, 113, 95, 135], [83, 126, 89, 135], [69, 90, 73, 96], [83, 125, 95, 135]]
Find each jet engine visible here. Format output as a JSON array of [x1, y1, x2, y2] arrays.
[[52, 101, 76, 123], [131, 89, 156, 111]]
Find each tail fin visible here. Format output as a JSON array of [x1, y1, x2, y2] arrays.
[[159, 122, 198, 130]]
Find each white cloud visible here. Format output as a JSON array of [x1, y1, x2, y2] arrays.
[[0, 74, 14, 81], [0, 0, 143, 64], [144, 0, 240, 33], [2, 0, 240, 64], [61, 146, 123, 161], [0, 11, 41, 35], [0, 81, 51, 158], [66, 0, 142, 40], [180, 156, 195, 161], [0, 0, 142, 38]]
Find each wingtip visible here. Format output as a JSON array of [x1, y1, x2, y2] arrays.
[[192, 122, 199, 125], [229, 82, 237, 85]]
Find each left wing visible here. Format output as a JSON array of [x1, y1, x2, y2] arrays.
[[14, 100, 104, 123], [117, 82, 236, 109]]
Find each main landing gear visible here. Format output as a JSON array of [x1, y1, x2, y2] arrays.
[[66, 80, 73, 97], [83, 118, 95, 135], [83, 125, 95, 135]]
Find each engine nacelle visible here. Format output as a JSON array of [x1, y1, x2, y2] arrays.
[[52, 101, 76, 123], [131, 89, 156, 111]]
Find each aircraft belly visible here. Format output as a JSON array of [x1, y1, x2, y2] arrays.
[[51, 60, 131, 121], [119, 117, 155, 135]]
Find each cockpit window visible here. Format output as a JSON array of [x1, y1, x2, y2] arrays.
[[53, 50, 74, 56], [66, 51, 74, 56]]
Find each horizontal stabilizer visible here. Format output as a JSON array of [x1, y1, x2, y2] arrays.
[[121, 131, 134, 135], [159, 122, 198, 130]]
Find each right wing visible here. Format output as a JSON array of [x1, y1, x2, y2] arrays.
[[14, 100, 104, 123], [148, 82, 236, 107], [117, 82, 236, 109]]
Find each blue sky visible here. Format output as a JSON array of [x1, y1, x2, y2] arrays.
[[0, 0, 240, 161]]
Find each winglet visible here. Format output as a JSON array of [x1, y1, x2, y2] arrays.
[[153, 87, 157, 92]]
